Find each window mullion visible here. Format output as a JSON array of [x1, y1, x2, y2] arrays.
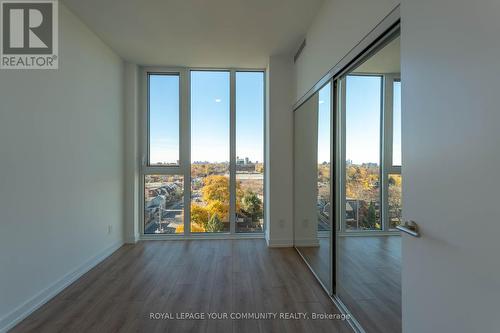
[[229, 70, 236, 234], [338, 78, 346, 233], [382, 75, 395, 231], [183, 69, 191, 236]]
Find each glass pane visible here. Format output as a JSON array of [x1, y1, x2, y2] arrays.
[[393, 81, 402, 166], [190, 71, 230, 233], [144, 175, 184, 234], [388, 174, 402, 229], [345, 75, 382, 231], [236, 72, 264, 233], [338, 35, 401, 333], [294, 92, 332, 290], [317, 83, 331, 231], [148, 74, 180, 166]]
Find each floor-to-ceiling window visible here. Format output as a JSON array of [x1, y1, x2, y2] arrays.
[[317, 83, 331, 232], [144, 73, 184, 234], [388, 79, 402, 229], [142, 68, 265, 235], [190, 71, 231, 233], [235, 72, 265, 233], [344, 75, 382, 231], [341, 74, 402, 232]]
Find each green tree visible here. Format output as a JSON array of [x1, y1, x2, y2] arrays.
[[241, 191, 263, 220], [365, 201, 377, 229], [206, 214, 224, 232]]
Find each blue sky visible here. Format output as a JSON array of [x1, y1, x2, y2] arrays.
[[345, 75, 382, 165], [191, 71, 231, 163], [149, 74, 179, 165], [149, 72, 399, 166], [235, 72, 264, 163], [393, 81, 402, 166], [149, 71, 264, 164], [318, 83, 331, 163], [317, 76, 402, 166], [191, 71, 264, 163]]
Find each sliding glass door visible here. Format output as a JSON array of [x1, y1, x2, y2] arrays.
[[336, 35, 402, 333], [293, 82, 334, 291]]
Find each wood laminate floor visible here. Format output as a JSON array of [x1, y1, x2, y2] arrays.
[[297, 235, 401, 333], [297, 237, 331, 290], [10, 239, 351, 333], [338, 236, 401, 333]]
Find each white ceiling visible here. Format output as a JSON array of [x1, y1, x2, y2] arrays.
[[63, 0, 325, 68]]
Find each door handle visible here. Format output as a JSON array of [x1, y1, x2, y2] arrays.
[[396, 220, 420, 237]]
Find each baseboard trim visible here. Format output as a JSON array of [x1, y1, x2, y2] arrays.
[[125, 233, 139, 244], [265, 238, 294, 247], [0, 240, 124, 333], [140, 233, 265, 241]]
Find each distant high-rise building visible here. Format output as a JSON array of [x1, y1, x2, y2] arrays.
[[236, 156, 245, 165]]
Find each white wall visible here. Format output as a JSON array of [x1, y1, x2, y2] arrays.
[[124, 63, 140, 243], [293, 0, 399, 102], [0, 4, 124, 331], [401, 0, 500, 331], [293, 94, 320, 246], [265, 55, 294, 246]]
